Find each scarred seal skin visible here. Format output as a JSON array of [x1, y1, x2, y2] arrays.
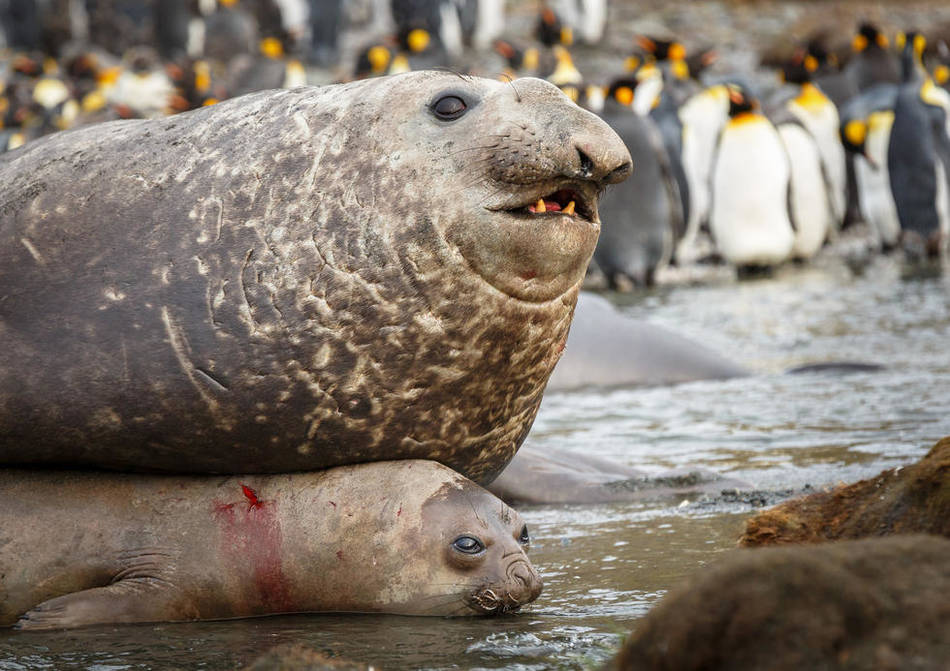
[[0, 460, 542, 629], [0, 72, 630, 483]]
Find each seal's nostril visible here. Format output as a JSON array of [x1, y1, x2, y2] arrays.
[[576, 147, 594, 178], [606, 160, 633, 184]]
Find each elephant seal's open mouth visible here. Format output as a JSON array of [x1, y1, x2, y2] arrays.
[[501, 184, 598, 222]]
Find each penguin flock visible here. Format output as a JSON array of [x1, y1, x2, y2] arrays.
[[2, 2, 950, 285], [584, 21, 950, 287]]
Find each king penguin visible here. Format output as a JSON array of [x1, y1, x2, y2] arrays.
[[202, 0, 257, 64], [675, 83, 731, 264], [307, 0, 344, 66], [783, 54, 848, 229], [709, 85, 794, 269], [839, 84, 900, 249], [771, 107, 833, 260], [846, 22, 900, 92], [888, 32, 950, 257], [593, 79, 683, 288]]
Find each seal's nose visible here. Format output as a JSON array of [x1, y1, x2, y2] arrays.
[[510, 77, 632, 187], [572, 136, 632, 185]]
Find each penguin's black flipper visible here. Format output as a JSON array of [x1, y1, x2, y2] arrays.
[[787, 362, 885, 375]]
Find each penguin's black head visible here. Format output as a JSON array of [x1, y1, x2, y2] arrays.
[[636, 37, 685, 63], [782, 47, 814, 84], [726, 84, 757, 117], [494, 40, 539, 74], [854, 22, 888, 52], [354, 40, 395, 79], [686, 48, 718, 79], [12, 53, 41, 77], [606, 77, 639, 107], [124, 46, 161, 75], [896, 31, 926, 58], [397, 27, 434, 54], [494, 40, 523, 69], [806, 37, 837, 70], [896, 31, 927, 82], [537, 7, 571, 47]]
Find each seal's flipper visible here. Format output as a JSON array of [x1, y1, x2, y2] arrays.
[[14, 579, 185, 630]]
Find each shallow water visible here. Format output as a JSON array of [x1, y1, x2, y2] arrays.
[[2, 256, 948, 670]]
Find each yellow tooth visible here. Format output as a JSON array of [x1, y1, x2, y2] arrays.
[[535, 198, 546, 213], [563, 201, 576, 216]]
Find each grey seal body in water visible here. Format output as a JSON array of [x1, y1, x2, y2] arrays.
[[487, 444, 751, 505], [0, 72, 631, 482], [1, 460, 542, 630], [547, 292, 748, 391], [547, 292, 883, 392]]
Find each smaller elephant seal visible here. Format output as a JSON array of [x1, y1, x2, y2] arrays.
[[0, 460, 542, 630]]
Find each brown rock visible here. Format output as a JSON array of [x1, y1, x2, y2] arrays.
[[608, 535, 950, 671], [740, 437, 950, 547]]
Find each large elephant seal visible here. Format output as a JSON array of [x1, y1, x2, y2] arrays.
[[0, 72, 631, 482], [1, 460, 542, 630]]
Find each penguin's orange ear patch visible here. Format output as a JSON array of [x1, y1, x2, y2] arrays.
[[843, 119, 868, 147], [614, 86, 634, 106], [636, 36, 657, 54]]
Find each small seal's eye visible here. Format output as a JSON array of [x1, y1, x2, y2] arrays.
[[452, 535, 485, 554], [431, 95, 467, 121], [519, 525, 530, 545]]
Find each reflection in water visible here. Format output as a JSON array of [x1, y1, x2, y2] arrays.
[[2, 259, 949, 670]]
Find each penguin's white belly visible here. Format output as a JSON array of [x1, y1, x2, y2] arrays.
[[859, 111, 901, 248], [779, 124, 832, 259], [472, 0, 505, 49], [936, 157, 950, 242], [578, 0, 607, 43], [711, 118, 794, 266], [790, 102, 847, 224], [677, 88, 729, 263]]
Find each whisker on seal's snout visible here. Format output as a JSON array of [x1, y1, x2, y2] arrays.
[[465, 583, 533, 616]]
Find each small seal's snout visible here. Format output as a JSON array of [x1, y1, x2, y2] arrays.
[[469, 556, 543, 614]]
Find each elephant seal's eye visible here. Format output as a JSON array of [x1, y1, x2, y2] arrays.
[[431, 95, 467, 121], [452, 535, 485, 554], [519, 525, 530, 545]]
